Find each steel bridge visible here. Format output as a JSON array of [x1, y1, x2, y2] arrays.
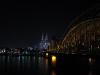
[[49, 3, 100, 55]]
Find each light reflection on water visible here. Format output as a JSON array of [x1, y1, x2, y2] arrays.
[[46, 58, 48, 69], [88, 71, 93, 75], [0, 56, 100, 75], [88, 58, 100, 75], [52, 55, 56, 67], [88, 58, 93, 75], [51, 70, 56, 75], [89, 58, 95, 65]]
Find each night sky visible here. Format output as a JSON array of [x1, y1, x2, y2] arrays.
[[0, 0, 100, 48]]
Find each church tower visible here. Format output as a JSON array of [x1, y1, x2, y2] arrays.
[[39, 33, 50, 50], [41, 33, 44, 41], [45, 33, 48, 42]]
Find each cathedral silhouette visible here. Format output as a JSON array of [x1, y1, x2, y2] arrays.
[[39, 33, 50, 50]]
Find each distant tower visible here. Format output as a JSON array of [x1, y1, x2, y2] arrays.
[[41, 33, 44, 41], [45, 33, 48, 42], [39, 33, 50, 50]]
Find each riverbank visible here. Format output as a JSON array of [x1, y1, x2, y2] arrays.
[[1, 52, 100, 59]]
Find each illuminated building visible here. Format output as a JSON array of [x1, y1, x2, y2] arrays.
[[39, 33, 50, 50]]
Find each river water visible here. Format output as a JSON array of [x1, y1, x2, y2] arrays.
[[0, 55, 100, 75]]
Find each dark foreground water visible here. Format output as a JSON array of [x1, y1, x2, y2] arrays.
[[0, 55, 100, 75]]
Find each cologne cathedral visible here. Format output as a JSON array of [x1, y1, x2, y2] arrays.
[[39, 33, 50, 50]]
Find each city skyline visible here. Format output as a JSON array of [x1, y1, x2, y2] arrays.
[[0, 0, 100, 48]]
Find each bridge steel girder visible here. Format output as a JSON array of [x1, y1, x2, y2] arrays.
[[59, 3, 100, 54], [60, 18, 100, 54]]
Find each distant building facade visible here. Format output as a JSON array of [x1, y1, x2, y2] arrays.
[[39, 33, 50, 50]]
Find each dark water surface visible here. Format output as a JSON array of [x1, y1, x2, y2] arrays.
[[0, 56, 100, 75]]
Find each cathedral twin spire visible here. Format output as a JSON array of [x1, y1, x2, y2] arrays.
[[39, 33, 50, 50], [41, 33, 48, 41]]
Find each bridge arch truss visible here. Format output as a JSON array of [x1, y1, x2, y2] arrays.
[[60, 3, 100, 54]]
